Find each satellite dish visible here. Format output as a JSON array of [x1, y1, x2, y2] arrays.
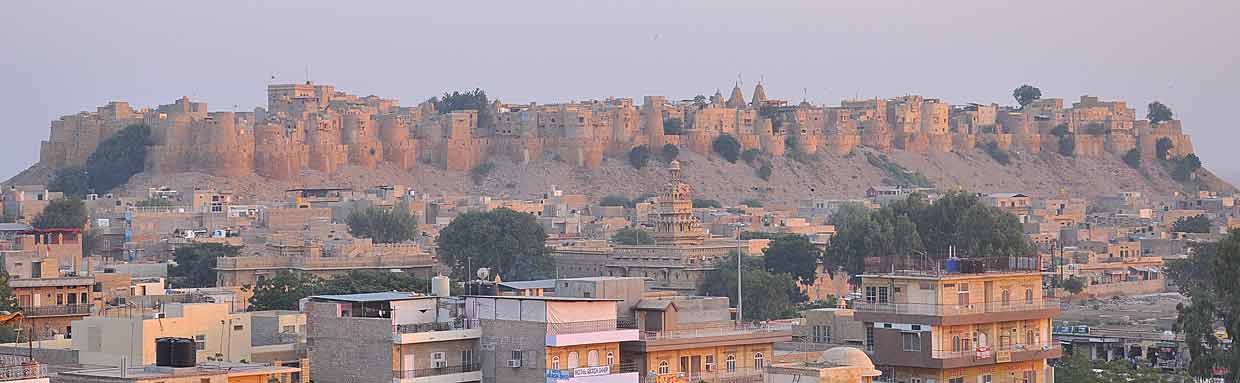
[[477, 268, 490, 280]]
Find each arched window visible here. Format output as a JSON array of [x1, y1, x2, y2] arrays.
[[726, 355, 736, 372], [568, 352, 579, 369], [587, 350, 599, 367], [658, 360, 670, 375], [606, 352, 615, 367], [1025, 289, 1034, 304], [551, 356, 561, 370], [952, 336, 962, 352], [754, 352, 764, 369], [1001, 290, 1011, 306]]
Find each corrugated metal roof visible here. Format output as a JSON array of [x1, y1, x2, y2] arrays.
[[310, 291, 423, 303]]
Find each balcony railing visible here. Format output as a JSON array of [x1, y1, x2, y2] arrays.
[[929, 342, 1061, 360], [0, 356, 46, 381], [643, 367, 765, 383], [546, 364, 626, 379], [638, 323, 794, 341], [853, 298, 1061, 317], [393, 363, 480, 379], [547, 319, 618, 335], [395, 318, 479, 334], [21, 304, 93, 317]]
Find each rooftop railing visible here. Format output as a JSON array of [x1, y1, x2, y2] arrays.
[[853, 298, 1061, 317], [0, 356, 46, 381], [929, 342, 1061, 360], [637, 323, 794, 341], [393, 363, 480, 379], [21, 304, 93, 317], [394, 318, 479, 334], [546, 319, 618, 335]]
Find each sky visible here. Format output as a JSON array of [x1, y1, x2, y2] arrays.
[[2, 1, 1238, 183]]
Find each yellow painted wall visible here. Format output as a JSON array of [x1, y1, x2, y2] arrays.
[[644, 344, 773, 377], [546, 342, 623, 370]]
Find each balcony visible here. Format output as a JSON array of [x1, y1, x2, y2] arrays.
[[21, 304, 93, 317], [876, 342, 1062, 369], [393, 319, 481, 344], [546, 320, 639, 347], [853, 299, 1061, 325], [394, 364, 481, 383], [626, 323, 794, 353], [546, 364, 640, 383], [641, 367, 765, 383]]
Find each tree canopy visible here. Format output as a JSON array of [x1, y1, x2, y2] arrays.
[[1147, 101, 1174, 124], [346, 206, 418, 244], [660, 143, 680, 163], [32, 198, 87, 229], [249, 270, 431, 311], [712, 134, 741, 163], [763, 234, 821, 286], [611, 227, 654, 245], [662, 118, 685, 135], [85, 124, 152, 193], [169, 243, 239, 288], [827, 192, 1032, 278], [699, 253, 804, 322], [1167, 230, 1240, 381], [432, 89, 494, 129], [1123, 149, 1141, 169], [628, 145, 651, 169], [47, 166, 89, 198], [599, 195, 634, 208], [692, 198, 722, 209], [435, 208, 553, 281], [1172, 215, 1212, 234], [1171, 153, 1202, 181], [1012, 85, 1042, 108], [1156, 137, 1174, 160]]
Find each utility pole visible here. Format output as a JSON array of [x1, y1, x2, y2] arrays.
[[734, 223, 745, 327]]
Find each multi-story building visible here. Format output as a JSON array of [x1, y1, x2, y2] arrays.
[[72, 302, 253, 367], [852, 269, 1061, 383], [305, 292, 482, 383], [465, 295, 641, 383]]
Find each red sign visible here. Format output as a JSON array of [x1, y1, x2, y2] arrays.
[[975, 346, 993, 359]]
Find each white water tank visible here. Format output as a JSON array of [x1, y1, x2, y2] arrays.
[[431, 275, 451, 297]]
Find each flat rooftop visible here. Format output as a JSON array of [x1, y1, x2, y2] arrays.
[[310, 291, 424, 303]]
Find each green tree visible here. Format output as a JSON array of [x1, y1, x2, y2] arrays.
[[432, 89, 494, 130], [346, 206, 418, 244], [980, 141, 1011, 165], [763, 234, 821, 285], [628, 145, 651, 169], [47, 166, 89, 197], [599, 195, 634, 208], [32, 198, 87, 229], [0, 273, 19, 312], [469, 162, 496, 184], [1049, 123, 1069, 138], [248, 271, 324, 311], [699, 253, 804, 322], [1167, 230, 1240, 382], [1058, 135, 1076, 157], [611, 227, 654, 245], [1171, 153, 1202, 181], [692, 199, 721, 209], [85, 124, 151, 193], [741, 149, 762, 166], [660, 143, 680, 163], [170, 243, 239, 288], [320, 270, 428, 295], [1155, 137, 1174, 160], [1123, 149, 1141, 169], [436, 208, 553, 281], [135, 197, 173, 207], [740, 199, 763, 208], [756, 163, 772, 181], [712, 134, 741, 163], [1062, 276, 1086, 295], [1012, 85, 1042, 108], [1172, 215, 1212, 234], [662, 118, 684, 135], [1147, 101, 1174, 124]]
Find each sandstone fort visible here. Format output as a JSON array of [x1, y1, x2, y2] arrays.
[[36, 81, 1196, 179]]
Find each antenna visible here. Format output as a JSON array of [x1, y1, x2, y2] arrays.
[[304, 65, 311, 84]]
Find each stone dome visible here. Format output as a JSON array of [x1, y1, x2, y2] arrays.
[[819, 347, 881, 377]]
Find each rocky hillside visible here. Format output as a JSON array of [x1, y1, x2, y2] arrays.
[[9, 147, 1231, 208]]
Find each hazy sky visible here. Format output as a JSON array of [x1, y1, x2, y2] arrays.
[[3, 1, 1238, 183]]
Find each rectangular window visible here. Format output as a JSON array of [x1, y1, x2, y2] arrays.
[[282, 325, 295, 333], [982, 375, 992, 383], [461, 350, 475, 365], [878, 287, 890, 304], [194, 334, 206, 350], [865, 286, 877, 303], [902, 332, 921, 352], [704, 355, 715, 371], [233, 325, 244, 331], [680, 356, 689, 373], [865, 327, 875, 351], [950, 378, 964, 383], [958, 283, 970, 306]]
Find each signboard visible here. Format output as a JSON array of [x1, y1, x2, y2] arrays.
[[574, 365, 611, 377], [996, 350, 1012, 363], [975, 346, 992, 359], [546, 370, 571, 379]]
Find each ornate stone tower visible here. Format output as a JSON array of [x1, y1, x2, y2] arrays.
[[651, 160, 707, 246]]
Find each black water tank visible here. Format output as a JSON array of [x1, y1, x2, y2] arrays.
[[155, 337, 197, 367]]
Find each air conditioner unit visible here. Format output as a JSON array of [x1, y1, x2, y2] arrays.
[[153, 312, 166, 319], [433, 361, 447, 368], [506, 359, 522, 368]]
